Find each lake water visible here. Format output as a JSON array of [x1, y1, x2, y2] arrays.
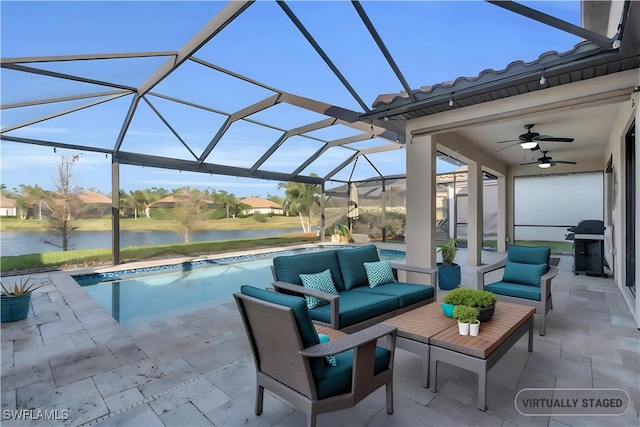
[[1, 228, 305, 256]]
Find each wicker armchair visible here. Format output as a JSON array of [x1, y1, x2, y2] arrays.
[[234, 286, 397, 427]]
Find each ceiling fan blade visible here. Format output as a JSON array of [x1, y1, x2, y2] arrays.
[[519, 161, 539, 165], [553, 160, 577, 164], [495, 142, 520, 152], [495, 139, 519, 144], [534, 135, 574, 142]]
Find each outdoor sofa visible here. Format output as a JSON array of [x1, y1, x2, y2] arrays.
[[271, 244, 437, 333]]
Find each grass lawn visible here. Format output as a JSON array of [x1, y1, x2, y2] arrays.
[[0, 215, 306, 232]]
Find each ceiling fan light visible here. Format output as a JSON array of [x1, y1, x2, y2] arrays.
[[520, 141, 538, 149], [538, 162, 552, 169]]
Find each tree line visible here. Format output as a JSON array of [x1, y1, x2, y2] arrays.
[[2, 155, 321, 251]]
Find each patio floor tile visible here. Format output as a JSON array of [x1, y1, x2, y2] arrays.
[[1, 246, 638, 426]]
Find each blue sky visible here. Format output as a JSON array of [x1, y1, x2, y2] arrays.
[[0, 1, 581, 197]]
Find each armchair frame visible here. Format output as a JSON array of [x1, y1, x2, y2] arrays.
[[477, 258, 558, 336], [234, 292, 397, 427]]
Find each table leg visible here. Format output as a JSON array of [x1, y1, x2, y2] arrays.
[[478, 361, 487, 411], [429, 356, 437, 393], [396, 337, 430, 388], [528, 316, 534, 352]]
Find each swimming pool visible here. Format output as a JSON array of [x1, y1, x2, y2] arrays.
[[74, 246, 406, 324]]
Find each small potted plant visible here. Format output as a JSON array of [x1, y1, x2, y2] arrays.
[[437, 238, 461, 290], [1, 277, 43, 322], [453, 305, 479, 335], [441, 287, 475, 317], [471, 290, 497, 322]]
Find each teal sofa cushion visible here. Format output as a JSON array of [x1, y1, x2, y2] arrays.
[[316, 347, 390, 398], [273, 250, 346, 291], [352, 282, 434, 308], [485, 281, 541, 301], [364, 260, 397, 287], [308, 291, 397, 328], [300, 269, 339, 309], [336, 245, 380, 290], [503, 261, 547, 286], [507, 245, 550, 265], [240, 285, 324, 379]]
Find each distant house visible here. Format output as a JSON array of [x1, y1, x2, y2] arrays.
[[0, 196, 17, 216], [150, 192, 220, 209], [241, 197, 283, 216], [72, 191, 112, 218]]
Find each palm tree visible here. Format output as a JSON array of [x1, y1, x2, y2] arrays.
[[278, 179, 320, 234]]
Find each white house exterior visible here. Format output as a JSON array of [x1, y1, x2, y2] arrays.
[[0, 196, 17, 217], [241, 197, 283, 216]]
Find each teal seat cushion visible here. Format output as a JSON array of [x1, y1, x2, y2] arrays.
[[507, 245, 550, 265], [240, 285, 324, 379], [308, 291, 397, 328], [503, 261, 547, 286], [485, 281, 541, 301], [316, 347, 390, 398], [273, 250, 346, 291], [352, 282, 434, 308], [336, 245, 380, 290]]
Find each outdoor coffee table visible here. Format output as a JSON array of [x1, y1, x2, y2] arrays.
[[429, 302, 535, 411], [382, 303, 455, 387]]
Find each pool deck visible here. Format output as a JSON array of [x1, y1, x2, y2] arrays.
[[1, 243, 639, 426]]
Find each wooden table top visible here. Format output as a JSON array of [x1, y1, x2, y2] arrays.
[[382, 303, 456, 344], [430, 302, 535, 359], [315, 325, 347, 341]]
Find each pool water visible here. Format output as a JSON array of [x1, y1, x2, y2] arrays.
[[74, 246, 405, 324]]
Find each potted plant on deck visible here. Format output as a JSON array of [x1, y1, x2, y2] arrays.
[[437, 238, 460, 290], [1, 277, 43, 322], [453, 305, 479, 336], [332, 223, 351, 243]]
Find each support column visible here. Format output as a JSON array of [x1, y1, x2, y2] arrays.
[[111, 161, 120, 266], [497, 174, 507, 253], [467, 162, 482, 266], [320, 182, 326, 242], [406, 135, 437, 271]]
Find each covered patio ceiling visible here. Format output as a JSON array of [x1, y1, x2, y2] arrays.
[[2, 1, 639, 188]]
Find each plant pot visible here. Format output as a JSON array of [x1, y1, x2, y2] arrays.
[[1, 293, 31, 322], [437, 263, 461, 290], [440, 302, 455, 318], [478, 304, 495, 322], [458, 321, 470, 335], [470, 320, 480, 336]]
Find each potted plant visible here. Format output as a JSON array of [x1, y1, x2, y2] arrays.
[[441, 287, 475, 317], [332, 223, 351, 243], [1, 277, 43, 322], [471, 290, 497, 322], [453, 305, 479, 336], [437, 238, 461, 290], [441, 288, 496, 321]]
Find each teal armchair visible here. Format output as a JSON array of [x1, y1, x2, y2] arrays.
[[234, 285, 397, 427], [477, 245, 558, 336]]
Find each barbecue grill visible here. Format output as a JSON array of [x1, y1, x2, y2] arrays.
[[566, 219, 607, 277]]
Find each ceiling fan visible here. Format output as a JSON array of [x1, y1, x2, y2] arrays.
[[520, 151, 577, 169], [496, 124, 574, 152]]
